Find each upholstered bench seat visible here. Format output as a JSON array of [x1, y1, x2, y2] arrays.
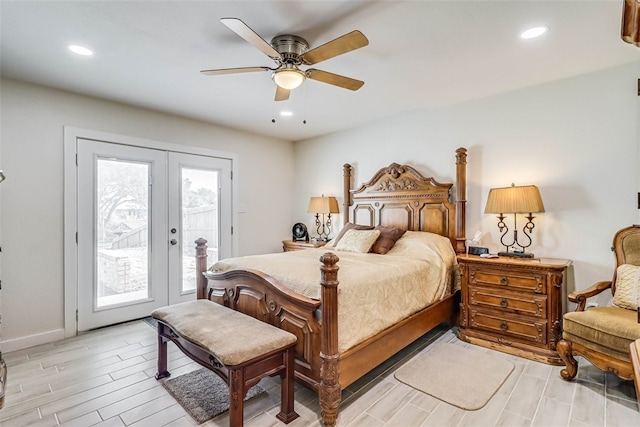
[[152, 300, 297, 365], [563, 306, 640, 362], [152, 300, 299, 427]]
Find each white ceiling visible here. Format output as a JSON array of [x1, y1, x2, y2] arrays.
[[1, 1, 638, 141]]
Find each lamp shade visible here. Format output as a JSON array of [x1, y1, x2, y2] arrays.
[[273, 69, 306, 90], [307, 196, 340, 214], [484, 184, 545, 214]]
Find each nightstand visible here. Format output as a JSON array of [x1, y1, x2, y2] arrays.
[[282, 240, 327, 252], [457, 254, 571, 365]]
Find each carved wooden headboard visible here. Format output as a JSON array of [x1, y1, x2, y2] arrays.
[[342, 147, 467, 253]]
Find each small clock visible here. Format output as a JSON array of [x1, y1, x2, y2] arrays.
[[292, 223, 309, 242]]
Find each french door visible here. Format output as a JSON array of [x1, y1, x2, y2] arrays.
[[76, 140, 231, 331]]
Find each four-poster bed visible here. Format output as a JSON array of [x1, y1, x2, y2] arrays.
[[194, 147, 467, 425]]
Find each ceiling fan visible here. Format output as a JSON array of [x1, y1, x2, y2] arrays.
[[201, 18, 369, 101]]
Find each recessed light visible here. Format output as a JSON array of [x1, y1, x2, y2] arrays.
[[68, 44, 93, 56], [280, 111, 293, 117], [520, 26, 548, 39]]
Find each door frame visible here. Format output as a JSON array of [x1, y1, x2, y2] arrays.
[[63, 126, 238, 338]]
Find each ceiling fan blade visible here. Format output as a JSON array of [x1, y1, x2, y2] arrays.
[[301, 30, 369, 65], [221, 18, 281, 59], [275, 86, 290, 102], [306, 69, 364, 91], [200, 66, 271, 76]]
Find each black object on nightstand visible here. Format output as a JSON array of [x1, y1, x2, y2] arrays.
[[467, 246, 489, 255], [292, 223, 309, 242]]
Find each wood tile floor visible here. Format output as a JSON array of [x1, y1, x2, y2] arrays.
[[1, 320, 639, 426]]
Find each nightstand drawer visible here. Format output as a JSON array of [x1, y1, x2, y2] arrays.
[[470, 309, 547, 344], [469, 266, 546, 294], [469, 286, 547, 318]]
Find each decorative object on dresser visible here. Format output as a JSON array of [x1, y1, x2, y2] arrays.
[[291, 222, 309, 242], [457, 254, 571, 365], [196, 147, 468, 427], [484, 183, 545, 258], [282, 239, 326, 252], [557, 225, 640, 382], [622, 0, 640, 47], [307, 195, 339, 241]]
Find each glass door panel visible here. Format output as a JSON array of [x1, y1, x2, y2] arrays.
[[180, 167, 219, 293], [95, 158, 150, 308], [77, 140, 168, 331], [168, 152, 231, 305]]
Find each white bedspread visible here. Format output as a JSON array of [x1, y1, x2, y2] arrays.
[[211, 231, 458, 353]]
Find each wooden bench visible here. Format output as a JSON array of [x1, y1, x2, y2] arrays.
[[152, 300, 299, 426]]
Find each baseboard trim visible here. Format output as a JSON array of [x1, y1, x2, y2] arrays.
[[2, 329, 66, 353]]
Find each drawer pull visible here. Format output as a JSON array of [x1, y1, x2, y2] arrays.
[[500, 276, 508, 285], [500, 321, 508, 331], [500, 297, 508, 307]]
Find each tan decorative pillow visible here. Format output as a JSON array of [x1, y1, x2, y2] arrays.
[[334, 229, 381, 253], [370, 225, 407, 254], [612, 264, 640, 310], [328, 222, 374, 247]]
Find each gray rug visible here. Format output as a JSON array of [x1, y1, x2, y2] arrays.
[[394, 343, 514, 410], [162, 368, 266, 424]]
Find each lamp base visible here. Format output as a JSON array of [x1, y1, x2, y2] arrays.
[[498, 251, 535, 259]]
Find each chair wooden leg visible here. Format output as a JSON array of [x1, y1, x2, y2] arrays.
[[557, 339, 578, 380]]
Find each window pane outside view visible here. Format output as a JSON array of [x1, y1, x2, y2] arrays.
[[181, 168, 219, 293], [96, 159, 150, 308]]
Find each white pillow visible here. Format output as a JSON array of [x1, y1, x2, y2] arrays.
[[334, 229, 381, 253], [612, 264, 640, 310]]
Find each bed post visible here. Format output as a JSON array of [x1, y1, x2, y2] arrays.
[[318, 252, 341, 427], [343, 164, 352, 225], [455, 147, 467, 254], [195, 238, 208, 300]]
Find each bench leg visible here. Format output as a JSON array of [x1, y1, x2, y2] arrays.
[[155, 329, 171, 380], [229, 369, 245, 427], [276, 347, 299, 424]]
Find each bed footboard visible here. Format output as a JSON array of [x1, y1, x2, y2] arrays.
[[196, 239, 342, 426], [195, 239, 338, 389]]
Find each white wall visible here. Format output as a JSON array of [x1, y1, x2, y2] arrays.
[[294, 62, 640, 301], [0, 78, 295, 349]]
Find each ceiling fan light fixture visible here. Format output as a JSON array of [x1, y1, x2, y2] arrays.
[[273, 69, 306, 90]]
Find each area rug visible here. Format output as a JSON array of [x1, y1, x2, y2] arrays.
[[394, 343, 514, 410], [162, 368, 266, 424]]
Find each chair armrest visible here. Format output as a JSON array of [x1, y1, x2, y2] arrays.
[[568, 280, 612, 311]]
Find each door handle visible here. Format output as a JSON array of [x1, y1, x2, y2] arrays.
[[170, 239, 178, 245]]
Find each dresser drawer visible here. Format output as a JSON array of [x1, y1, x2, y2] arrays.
[[469, 266, 546, 294], [469, 309, 546, 344], [469, 286, 547, 318]]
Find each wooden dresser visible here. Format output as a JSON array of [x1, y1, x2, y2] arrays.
[[457, 254, 571, 365], [282, 240, 327, 252]]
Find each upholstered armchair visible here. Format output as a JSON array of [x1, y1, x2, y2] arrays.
[[557, 225, 640, 381]]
